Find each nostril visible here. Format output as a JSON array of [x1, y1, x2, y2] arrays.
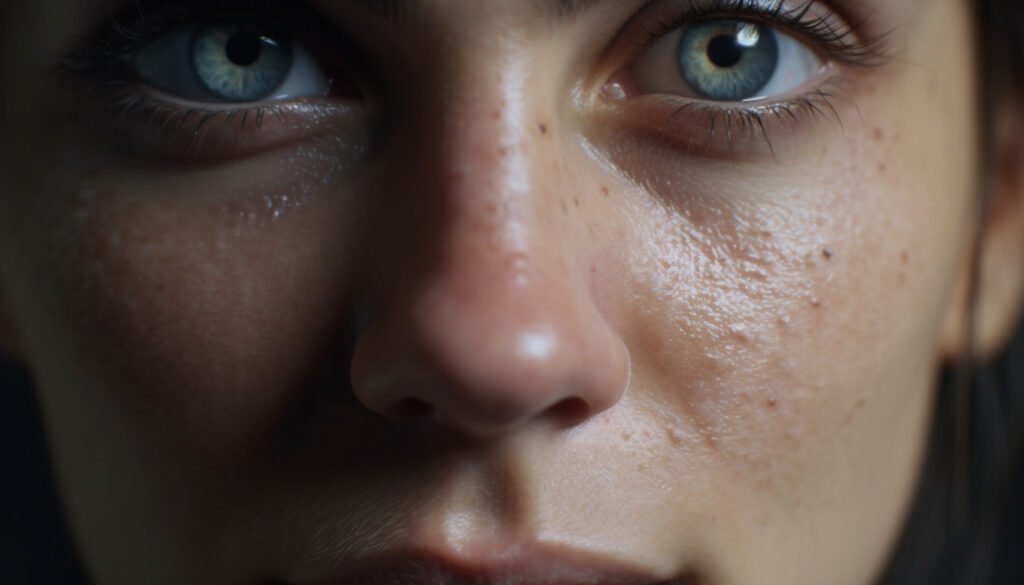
[[546, 397, 591, 428], [391, 397, 434, 421]]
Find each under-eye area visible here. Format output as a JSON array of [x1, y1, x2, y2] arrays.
[[2, 1, 1023, 585]]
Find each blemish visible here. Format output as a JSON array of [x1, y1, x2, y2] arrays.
[[600, 185, 610, 197], [666, 428, 682, 446], [878, 162, 887, 173], [538, 122, 548, 135], [573, 196, 581, 208], [810, 297, 822, 308], [766, 398, 778, 410], [730, 324, 751, 343], [872, 127, 885, 141], [822, 248, 834, 260]]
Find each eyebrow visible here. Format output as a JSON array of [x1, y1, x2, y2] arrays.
[[347, 0, 607, 23]]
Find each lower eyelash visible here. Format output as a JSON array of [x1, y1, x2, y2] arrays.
[[80, 89, 353, 162], [625, 79, 859, 159]]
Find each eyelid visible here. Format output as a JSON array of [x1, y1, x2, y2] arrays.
[[606, 0, 888, 71], [59, 0, 376, 95]]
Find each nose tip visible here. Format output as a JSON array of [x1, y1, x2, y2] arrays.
[[350, 288, 631, 436]]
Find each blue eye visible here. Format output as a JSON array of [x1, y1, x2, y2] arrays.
[[192, 23, 293, 102], [679, 21, 779, 101], [632, 19, 825, 103], [135, 20, 333, 104]]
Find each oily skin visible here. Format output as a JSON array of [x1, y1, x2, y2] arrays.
[[0, 0, 1006, 584]]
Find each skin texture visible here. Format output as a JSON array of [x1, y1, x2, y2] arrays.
[[1, 0, 1023, 584]]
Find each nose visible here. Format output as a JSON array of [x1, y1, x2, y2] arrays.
[[349, 64, 630, 437]]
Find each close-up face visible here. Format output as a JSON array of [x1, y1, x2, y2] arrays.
[[1, 0, 1022, 584]]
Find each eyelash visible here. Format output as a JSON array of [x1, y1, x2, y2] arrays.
[[634, 0, 888, 66], [616, 0, 888, 155], [58, 0, 888, 158], [59, 0, 362, 157]]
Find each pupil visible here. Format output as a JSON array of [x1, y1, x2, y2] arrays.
[[225, 33, 263, 67], [706, 35, 745, 68]]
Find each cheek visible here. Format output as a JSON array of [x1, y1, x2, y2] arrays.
[[616, 102, 974, 504], [23, 151, 365, 458]]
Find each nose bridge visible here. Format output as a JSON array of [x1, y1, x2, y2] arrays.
[[408, 48, 574, 318], [349, 47, 630, 436], [437, 54, 544, 278]]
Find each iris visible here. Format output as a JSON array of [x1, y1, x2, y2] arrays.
[[192, 23, 293, 102], [678, 20, 779, 101]]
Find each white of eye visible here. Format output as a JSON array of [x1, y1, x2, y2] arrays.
[[632, 22, 826, 103], [135, 22, 332, 105]]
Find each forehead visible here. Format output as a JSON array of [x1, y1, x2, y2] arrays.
[[73, 0, 889, 25]]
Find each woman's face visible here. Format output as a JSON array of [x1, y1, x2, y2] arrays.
[[0, 0, 1006, 584]]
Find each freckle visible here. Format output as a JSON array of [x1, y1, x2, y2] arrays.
[[901, 250, 910, 264], [878, 162, 887, 173], [573, 196, 580, 208], [822, 248, 834, 260], [873, 127, 885, 141], [492, 110, 501, 120], [538, 122, 548, 135], [600, 185, 610, 197], [666, 428, 682, 446], [622, 432, 632, 441], [767, 398, 778, 410]]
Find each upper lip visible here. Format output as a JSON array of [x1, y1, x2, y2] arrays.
[[290, 543, 685, 585]]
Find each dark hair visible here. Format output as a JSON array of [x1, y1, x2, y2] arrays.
[[2, 1, 1024, 584], [877, 0, 1024, 582]]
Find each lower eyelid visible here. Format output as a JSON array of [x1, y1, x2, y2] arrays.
[[599, 83, 850, 160], [79, 92, 372, 163]]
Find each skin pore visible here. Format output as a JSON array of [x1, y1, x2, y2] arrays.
[[1, 0, 1024, 584]]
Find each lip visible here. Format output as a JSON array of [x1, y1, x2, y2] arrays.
[[286, 543, 694, 585]]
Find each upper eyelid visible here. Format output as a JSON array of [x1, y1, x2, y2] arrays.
[[59, 1, 366, 81], [622, 0, 891, 67]]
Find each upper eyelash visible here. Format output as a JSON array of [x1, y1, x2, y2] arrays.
[[635, 0, 891, 68], [58, 0, 338, 86]]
